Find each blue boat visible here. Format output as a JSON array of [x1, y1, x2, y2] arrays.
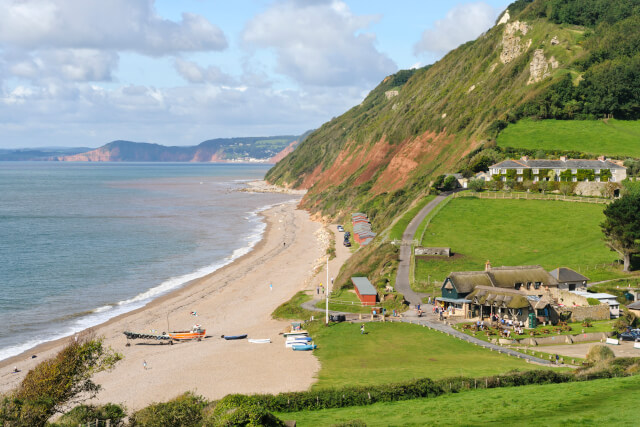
[[292, 344, 317, 351], [221, 334, 247, 340]]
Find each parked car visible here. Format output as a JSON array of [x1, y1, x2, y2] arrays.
[[619, 328, 640, 342], [337, 225, 344, 232], [343, 239, 351, 247], [344, 231, 351, 238]]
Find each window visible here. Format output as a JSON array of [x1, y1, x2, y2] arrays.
[[555, 169, 561, 174], [595, 169, 600, 174], [534, 282, 541, 289], [533, 168, 539, 174], [572, 177, 577, 182], [493, 168, 499, 174], [517, 176, 523, 182], [502, 176, 506, 182], [514, 283, 522, 290], [533, 176, 539, 182], [501, 169, 506, 174], [517, 169, 523, 174], [571, 169, 577, 174], [526, 282, 532, 290], [596, 177, 600, 182], [612, 177, 616, 182]]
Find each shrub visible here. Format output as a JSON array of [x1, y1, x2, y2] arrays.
[[129, 392, 208, 427], [586, 345, 615, 364], [587, 297, 601, 306], [0, 335, 121, 427], [206, 400, 285, 426], [52, 403, 126, 427]]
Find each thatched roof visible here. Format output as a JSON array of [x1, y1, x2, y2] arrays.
[[467, 286, 530, 309], [445, 265, 558, 294]]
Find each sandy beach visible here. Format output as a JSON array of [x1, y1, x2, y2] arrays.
[[0, 188, 347, 411]]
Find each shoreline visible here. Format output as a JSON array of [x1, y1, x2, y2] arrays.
[[0, 199, 329, 409], [0, 196, 282, 371]]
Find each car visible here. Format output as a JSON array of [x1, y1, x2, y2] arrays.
[[619, 328, 640, 342], [344, 231, 351, 238], [343, 239, 351, 247], [337, 225, 344, 232]]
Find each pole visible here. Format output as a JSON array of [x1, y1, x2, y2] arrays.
[[325, 257, 329, 325]]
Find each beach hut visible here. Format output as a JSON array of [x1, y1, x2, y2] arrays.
[[351, 277, 378, 306]]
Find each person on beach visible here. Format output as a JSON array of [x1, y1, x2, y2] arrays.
[[269, 283, 273, 291], [143, 360, 147, 370]]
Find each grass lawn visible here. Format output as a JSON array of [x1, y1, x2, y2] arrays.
[[388, 195, 434, 241], [314, 289, 372, 314], [280, 375, 640, 426], [414, 198, 626, 288], [306, 322, 551, 390], [272, 291, 315, 320], [497, 118, 640, 158]]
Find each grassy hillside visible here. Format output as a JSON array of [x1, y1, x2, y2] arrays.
[[267, 0, 640, 231], [307, 322, 549, 390], [414, 197, 624, 288], [280, 374, 640, 426], [497, 119, 640, 157]]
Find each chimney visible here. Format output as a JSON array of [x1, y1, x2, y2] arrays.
[[521, 155, 529, 161], [485, 260, 491, 271], [598, 155, 606, 161], [559, 156, 567, 162]]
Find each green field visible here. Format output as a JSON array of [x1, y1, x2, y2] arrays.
[[497, 119, 640, 158], [280, 375, 640, 426], [414, 198, 625, 288], [307, 322, 549, 390]]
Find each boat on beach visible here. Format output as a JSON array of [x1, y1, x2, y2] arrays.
[[222, 334, 248, 340], [168, 325, 206, 341], [283, 330, 308, 337], [248, 338, 271, 344], [292, 344, 317, 351]]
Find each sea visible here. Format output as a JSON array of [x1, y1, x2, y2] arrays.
[[0, 162, 298, 361]]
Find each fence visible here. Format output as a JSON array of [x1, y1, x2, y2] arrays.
[[454, 191, 611, 204]]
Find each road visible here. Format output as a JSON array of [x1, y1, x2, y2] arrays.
[[394, 193, 451, 306]]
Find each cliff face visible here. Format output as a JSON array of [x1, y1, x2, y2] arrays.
[[266, 0, 640, 228]]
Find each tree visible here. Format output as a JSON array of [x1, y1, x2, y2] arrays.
[[441, 175, 458, 191], [468, 178, 485, 192], [601, 193, 640, 271], [0, 334, 121, 426]]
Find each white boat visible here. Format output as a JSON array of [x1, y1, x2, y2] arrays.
[[286, 336, 312, 342], [283, 330, 308, 337], [285, 339, 312, 348], [248, 338, 271, 344]]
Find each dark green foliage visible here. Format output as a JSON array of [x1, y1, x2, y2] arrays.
[[442, 175, 458, 191], [601, 193, 640, 270], [0, 337, 121, 427], [129, 392, 208, 427], [206, 395, 285, 426], [549, 0, 640, 27], [51, 403, 125, 426]]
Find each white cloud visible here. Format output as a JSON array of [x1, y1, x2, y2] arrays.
[[174, 58, 235, 85], [414, 2, 498, 56], [8, 49, 118, 82], [0, 0, 227, 56], [242, 0, 396, 87]]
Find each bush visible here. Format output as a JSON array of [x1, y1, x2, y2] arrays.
[[586, 345, 616, 364], [587, 298, 601, 306], [0, 335, 121, 427], [206, 400, 285, 426], [129, 392, 208, 427], [52, 403, 126, 426]]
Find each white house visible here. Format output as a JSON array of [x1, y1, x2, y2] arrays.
[[489, 156, 627, 183]]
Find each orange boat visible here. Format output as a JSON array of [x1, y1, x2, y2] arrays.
[[168, 324, 206, 341]]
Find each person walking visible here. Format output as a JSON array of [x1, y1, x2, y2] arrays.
[[360, 324, 365, 335], [143, 360, 147, 370]]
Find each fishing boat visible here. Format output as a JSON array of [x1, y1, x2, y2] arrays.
[[283, 330, 308, 337], [168, 325, 206, 341], [292, 344, 317, 351], [222, 334, 248, 340], [248, 338, 271, 344], [123, 331, 171, 341]]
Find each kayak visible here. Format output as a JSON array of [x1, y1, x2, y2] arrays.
[[283, 330, 308, 337], [285, 336, 312, 342], [222, 334, 247, 340], [292, 344, 317, 351], [248, 338, 271, 344]]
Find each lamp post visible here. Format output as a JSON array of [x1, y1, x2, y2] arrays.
[[325, 257, 329, 325]]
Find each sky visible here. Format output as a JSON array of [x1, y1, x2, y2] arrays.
[[0, 0, 512, 149]]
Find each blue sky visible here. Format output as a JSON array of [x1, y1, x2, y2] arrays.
[[0, 0, 511, 148]]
